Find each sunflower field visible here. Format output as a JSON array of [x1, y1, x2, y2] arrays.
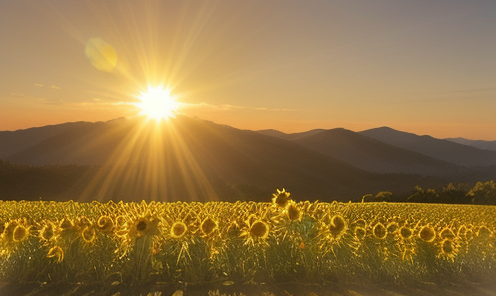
[[1, 189, 495, 286]]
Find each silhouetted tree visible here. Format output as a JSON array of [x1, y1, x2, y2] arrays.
[[439, 183, 471, 204], [467, 181, 496, 205], [407, 186, 439, 203], [361, 191, 393, 202]]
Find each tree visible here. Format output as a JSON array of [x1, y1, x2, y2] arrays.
[[407, 186, 439, 203], [440, 183, 471, 204], [362, 191, 393, 202], [467, 181, 496, 205]]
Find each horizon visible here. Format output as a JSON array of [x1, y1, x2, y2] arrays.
[[1, 1, 496, 140], [1, 115, 495, 142]]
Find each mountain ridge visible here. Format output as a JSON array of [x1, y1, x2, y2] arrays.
[[444, 137, 496, 151], [359, 126, 496, 167], [290, 128, 461, 176], [1, 117, 494, 202]]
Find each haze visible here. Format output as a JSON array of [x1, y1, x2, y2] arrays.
[[1, 0, 495, 140]]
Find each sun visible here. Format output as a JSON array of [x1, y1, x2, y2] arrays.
[[135, 85, 179, 121]]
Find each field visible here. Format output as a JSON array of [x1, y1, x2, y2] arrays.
[[1, 190, 495, 295]]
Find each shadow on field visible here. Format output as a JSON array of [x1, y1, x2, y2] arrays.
[[1, 281, 496, 296]]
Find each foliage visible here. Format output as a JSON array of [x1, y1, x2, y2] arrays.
[[0, 190, 495, 286], [365, 181, 496, 205], [468, 181, 496, 205]]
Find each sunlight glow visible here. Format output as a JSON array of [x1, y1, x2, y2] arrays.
[[135, 86, 179, 121]]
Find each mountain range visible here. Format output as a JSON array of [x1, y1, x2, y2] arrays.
[[444, 137, 496, 152], [0, 116, 495, 202]]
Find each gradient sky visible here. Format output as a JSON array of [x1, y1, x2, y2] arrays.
[[1, 0, 495, 140]]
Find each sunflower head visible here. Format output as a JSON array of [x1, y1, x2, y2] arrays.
[[81, 227, 96, 244], [329, 215, 347, 238], [97, 215, 114, 232], [442, 239, 453, 254], [354, 226, 367, 240], [171, 221, 188, 238], [353, 219, 367, 229], [249, 220, 269, 239], [76, 216, 92, 230], [287, 203, 301, 221], [13, 224, 31, 242], [137, 219, 147, 232], [3, 221, 18, 242], [272, 188, 291, 208], [373, 222, 387, 239], [439, 238, 459, 261], [39, 222, 55, 242], [386, 222, 399, 234], [399, 226, 413, 239], [419, 225, 436, 243], [200, 217, 217, 236], [476, 225, 491, 238], [440, 228, 455, 239], [457, 225, 467, 237], [59, 217, 74, 230], [131, 216, 160, 238], [115, 215, 127, 229]]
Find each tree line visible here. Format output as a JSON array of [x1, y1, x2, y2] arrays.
[[363, 180, 496, 205]]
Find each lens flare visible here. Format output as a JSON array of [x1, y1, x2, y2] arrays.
[[85, 38, 118, 72]]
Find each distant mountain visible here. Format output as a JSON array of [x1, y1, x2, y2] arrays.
[[360, 127, 496, 167], [445, 137, 496, 152], [1, 118, 494, 202], [290, 128, 460, 176], [257, 129, 325, 141], [0, 116, 430, 202], [0, 121, 96, 159]]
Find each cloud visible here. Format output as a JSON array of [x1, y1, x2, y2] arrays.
[[181, 102, 296, 112], [443, 87, 496, 93], [33, 83, 61, 89]]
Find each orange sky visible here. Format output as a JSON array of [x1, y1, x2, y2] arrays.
[[1, 1, 495, 140]]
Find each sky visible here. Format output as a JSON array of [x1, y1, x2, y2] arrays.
[[1, 0, 495, 140]]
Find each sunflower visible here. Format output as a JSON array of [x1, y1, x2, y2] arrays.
[[272, 188, 291, 209], [128, 216, 160, 239], [249, 220, 269, 239], [287, 203, 301, 222], [438, 238, 459, 261], [13, 224, 31, 243], [372, 222, 387, 240], [419, 225, 436, 243], [2, 221, 17, 242], [97, 215, 114, 232], [76, 216, 92, 230], [354, 226, 367, 240], [81, 226, 97, 244], [329, 215, 347, 239], [59, 217, 74, 230], [440, 227, 455, 240], [200, 217, 218, 236], [47, 246, 64, 263], [171, 221, 188, 239], [240, 219, 270, 245], [399, 226, 413, 240], [39, 222, 56, 242], [386, 222, 399, 235]]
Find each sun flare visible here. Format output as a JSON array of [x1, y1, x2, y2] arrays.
[[135, 85, 179, 121]]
